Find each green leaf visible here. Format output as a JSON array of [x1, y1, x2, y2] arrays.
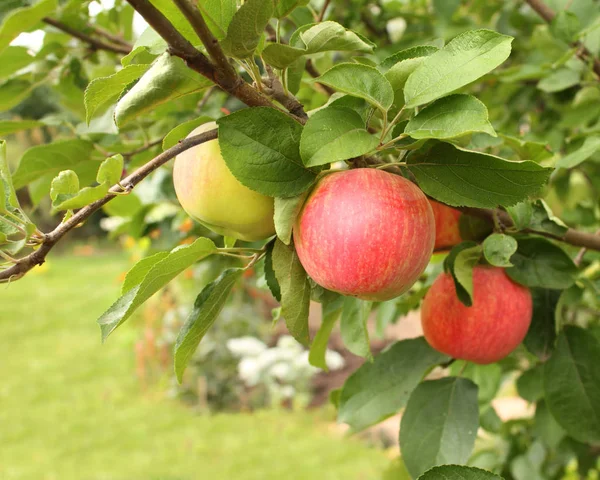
[[408, 143, 552, 208], [217, 107, 316, 197], [0, 78, 33, 111], [198, 0, 236, 40], [12, 139, 94, 189], [340, 297, 372, 359], [0, 0, 57, 54], [550, 11, 581, 43], [121, 26, 166, 65], [149, 0, 201, 44], [0, 120, 44, 136], [262, 43, 306, 69], [499, 134, 553, 163], [315, 63, 394, 112], [272, 239, 310, 345], [483, 233, 517, 267], [506, 237, 577, 289], [516, 364, 544, 403], [300, 106, 379, 167], [121, 251, 169, 295], [97, 237, 217, 340], [525, 288, 560, 360], [221, 0, 273, 58], [162, 116, 212, 150], [96, 154, 123, 186], [309, 290, 343, 370], [274, 193, 306, 245], [528, 200, 568, 236], [417, 465, 503, 480], [556, 135, 600, 169], [0, 141, 19, 211], [544, 326, 600, 444], [534, 400, 566, 449], [264, 241, 281, 301], [400, 377, 480, 479], [114, 53, 213, 128], [380, 45, 439, 71], [84, 64, 149, 124], [0, 46, 34, 78], [338, 337, 449, 431], [404, 30, 513, 108], [506, 202, 533, 230], [444, 242, 483, 307], [174, 268, 243, 382], [405, 94, 496, 140], [538, 68, 580, 93], [275, 0, 309, 18]]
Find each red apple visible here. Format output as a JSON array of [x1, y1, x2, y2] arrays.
[[421, 266, 532, 364], [429, 200, 463, 251], [293, 168, 435, 301]]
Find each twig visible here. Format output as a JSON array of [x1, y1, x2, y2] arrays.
[[317, 0, 331, 22], [172, 0, 239, 87], [574, 229, 600, 265], [523, 0, 600, 78], [0, 129, 218, 284], [88, 24, 133, 48], [121, 138, 163, 157], [125, 0, 282, 113], [263, 66, 308, 120], [43, 18, 131, 54]]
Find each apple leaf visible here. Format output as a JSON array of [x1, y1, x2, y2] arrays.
[[404, 30, 513, 108], [482, 233, 517, 267], [217, 107, 316, 197], [0, 46, 34, 79], [380, 45, 440, 71], [97, 238, 217, 340], [556, 135, 600, 169], [340, 297, 373, 359], [274, 193, 307, 245], [525, 288, 560, 361], [0, 78, 34, 112], [405, 94, 496, 139], [516, 364, 545, 403], [221, 0, 273, 59], [264, 241, 281, 301], [0, 0, 57, 54], [538, 68, 580, 93], [121, 251, 170, 295], [12, 140, 95, 189], [506, 237, 577, 289], [417, 465, 503, 480], [544, 326, 600, 444], [0, 141, 19, 212], [275, 0, 309, 18], [534, 400, 566, 449], [84, 64, 149, 124], [400, 377, 480, 479], [300, 106, 379, 167], [314, 63, 394, 112], [272, 239, 311, 345], [0, 120, 43, 136], [444, 242, 482, 307], [309, 290, 344, 370], [338, 337, 449, 431], [114, 53, 213, 128], [198, 0, 236, 40], [162, 116, 213, 151], [148, 0, 201, 44], [174, 268, 243, 383], [407, 142, 552, 208]]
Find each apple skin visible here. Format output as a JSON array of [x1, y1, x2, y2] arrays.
[[293, 168, 435, 301], [421, 266, 532, 364], [429, 200, 463, 251], [173, 122, 275, 241]]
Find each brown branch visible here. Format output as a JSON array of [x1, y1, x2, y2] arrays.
[[523, 0, 600, 78], [317, 0, 331, 22], [125, 0, 279, 112], [173, 0, 239, 88], [43, 18, 131, 54], [263, 66, 308, 120], [460, 207, 600, 251], [0, 129, 218, 284], [88, 24, 133, 48], [121, 138, 163, 158]]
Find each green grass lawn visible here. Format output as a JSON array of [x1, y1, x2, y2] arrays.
[[0, 250, 389, 480]]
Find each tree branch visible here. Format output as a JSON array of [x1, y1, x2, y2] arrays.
[[173, 0, 239, 89], [523, 0, 600, 78], [43, 18, 132, 55], [0, 129, 218, 284], [125, 0, 279, 112], [317, 0, 331, 22], [88, 24, 133, 48]]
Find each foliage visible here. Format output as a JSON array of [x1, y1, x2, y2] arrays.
[[1, 0, 600, 479]]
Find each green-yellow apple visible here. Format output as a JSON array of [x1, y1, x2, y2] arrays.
[[293, 168, 435, 301], [421, 266, 532, 364], [173, 122, 275, 241], [429, 200, 463, 251]]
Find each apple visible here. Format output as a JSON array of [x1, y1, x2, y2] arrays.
[[429, 200, 463, 251], [293, 168, 435, 301], [421, 266, 532, 364], [173, 122, 275, 241]]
